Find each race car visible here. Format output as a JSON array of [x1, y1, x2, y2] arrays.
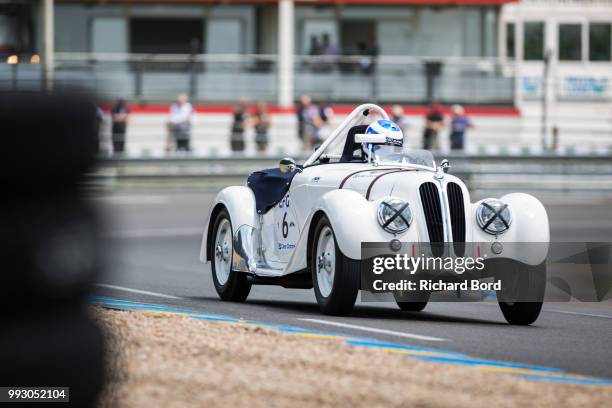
[[200, 104, 549, 325]]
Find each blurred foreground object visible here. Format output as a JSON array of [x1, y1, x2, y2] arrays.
[[0, 91, 105, 406]]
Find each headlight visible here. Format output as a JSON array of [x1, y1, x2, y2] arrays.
[[476, 199, 512, 235], [377, 197, 413, 234]]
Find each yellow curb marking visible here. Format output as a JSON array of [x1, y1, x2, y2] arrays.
[[294, 333, 355, 341]]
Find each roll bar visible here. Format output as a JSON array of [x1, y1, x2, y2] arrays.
[[303, 103, 389, 167]]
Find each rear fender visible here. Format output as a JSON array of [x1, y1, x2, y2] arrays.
[[200, 186, 257, 263]]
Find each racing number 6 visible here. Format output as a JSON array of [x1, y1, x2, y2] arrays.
[[282, 212, 289, 238]]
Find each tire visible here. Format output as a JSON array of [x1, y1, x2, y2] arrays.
[[210, 209, 251, 302], [311, 216, 360, 315], [394, 290, 430, 312], [496, 261, 546, 325]]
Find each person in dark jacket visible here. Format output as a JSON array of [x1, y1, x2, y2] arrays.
[[251, 101, 271, 153], [111, 99, 129, 155], [230, 100, 249, 153], [296, 95, 307, 144], [423, 103, 444, 150]]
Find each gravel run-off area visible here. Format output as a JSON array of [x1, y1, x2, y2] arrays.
[[95, 307, 611, 408]]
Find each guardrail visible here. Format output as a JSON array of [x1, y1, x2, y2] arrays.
[[1, 53, 514, 104], [90, 154, 612, 196]]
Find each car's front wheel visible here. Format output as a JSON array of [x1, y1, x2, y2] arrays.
[[496, 261, 546, 325], [311, 216, 360, 316], [210, 208, 251, 302], [394, 290, 430, 312]]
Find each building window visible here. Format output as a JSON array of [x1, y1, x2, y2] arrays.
[[559, 24, 582, 61], [301, 20, 337, 55], [0, 3, 35, 55], [506, 23, 515, 59], [207, 19, 242, 54], [523, 22, 544, 60], [130, 18, 204, 54], [589, 23, 611, 61]]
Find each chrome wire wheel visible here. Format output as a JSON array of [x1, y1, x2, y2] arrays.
[[213, 218, 232, 286], [310, 215, 359, 316], [315, 225, 336, 298]]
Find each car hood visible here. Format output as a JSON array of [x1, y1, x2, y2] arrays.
[[339, 167, 466, 201]]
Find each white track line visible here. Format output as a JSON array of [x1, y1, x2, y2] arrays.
[[93, 195, 169, 205], [545, 309, 612, 319], [95, 284, 182, 299], [107, 227, 203, 238], [475, 302, 612, 319], [299, 318, 447, 342]]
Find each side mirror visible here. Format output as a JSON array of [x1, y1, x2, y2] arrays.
[[279, 157, 299, 173], [440, 159, 450, 173]]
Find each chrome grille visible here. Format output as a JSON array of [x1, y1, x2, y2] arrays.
[[447, 182, 466, 256], [419, 182, 444, 256], [419, 180, 467, 257]]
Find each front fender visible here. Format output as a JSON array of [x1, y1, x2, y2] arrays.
[[313, 189, 420, 260], [471, 193, 549, 265], [200, 186, 257, 262]]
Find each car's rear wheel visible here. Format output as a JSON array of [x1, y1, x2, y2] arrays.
[[211, 209, 251, 302], [394, 290, 430, 312], [311, 216, 360, 316], [496, 261, 546, 325]]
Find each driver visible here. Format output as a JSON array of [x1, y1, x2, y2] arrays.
[[362, 119, 404, 162]]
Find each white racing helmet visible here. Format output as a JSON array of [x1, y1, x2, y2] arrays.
[[362, 119, 404, 162]]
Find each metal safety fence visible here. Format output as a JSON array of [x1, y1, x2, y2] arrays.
[[0, 53, 515, 104]]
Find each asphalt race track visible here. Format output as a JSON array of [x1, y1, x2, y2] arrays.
[[94, 191, 612, 379]]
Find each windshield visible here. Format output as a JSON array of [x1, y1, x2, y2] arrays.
[[372, 146, 436, 169]]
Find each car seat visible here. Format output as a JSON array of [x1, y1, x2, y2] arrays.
[[340, 125, 369, 163]]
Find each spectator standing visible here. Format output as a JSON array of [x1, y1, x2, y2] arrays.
[[300, 95, 323, 151], [168, 94, 193, 152], [230, 100, 249, 153], [423, 104, 444, 150], [391, 105, 410, 142], [319, 33, 338, 71], [320, 33, 338, 56], [307, 35, 321, 71], [317, 99, 334, 140], [309, 35, 321, 56], [296, 96, 306, 145], [111, 99, 129, 155], [364, 35, 380, 74], [449, 104, 473, 151], [251, 101, 271, 153], [357, 42, 368, 72], [95, 105, 106, 155]]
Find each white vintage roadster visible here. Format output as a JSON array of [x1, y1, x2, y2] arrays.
[[201, 104, 549, 325]]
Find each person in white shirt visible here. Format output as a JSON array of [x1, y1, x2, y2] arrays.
[[391, 105, 411, 144], [167, 93, 193, 152]]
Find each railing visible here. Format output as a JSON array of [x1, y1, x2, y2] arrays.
[[91, 154, 612, 196], [294, 55, 514, 104], [0, 53, 515, 104], [53, 53, 279, 103], [521, 0, 612, 4]]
